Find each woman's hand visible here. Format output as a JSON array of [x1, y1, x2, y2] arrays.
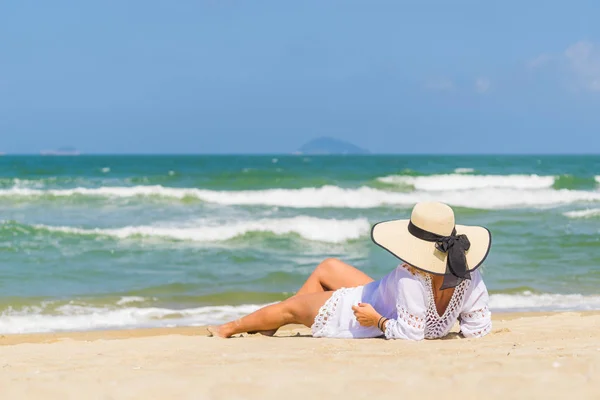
[[351, 303, 381, 327]]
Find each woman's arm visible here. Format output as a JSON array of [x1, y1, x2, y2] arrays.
[[352, 270, 427, 340], [459, 270, 492, 338], [380, 285, 427, 341]]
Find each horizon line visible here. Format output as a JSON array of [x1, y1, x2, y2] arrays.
[[1, 152, 599, 156]]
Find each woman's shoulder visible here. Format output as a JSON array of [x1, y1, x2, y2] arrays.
[[390, 264, 429, 310], [392, 263, 428, 288], [469, 268, 486, 286]]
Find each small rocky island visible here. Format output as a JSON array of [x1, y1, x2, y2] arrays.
[[296, 137, 369, 155]]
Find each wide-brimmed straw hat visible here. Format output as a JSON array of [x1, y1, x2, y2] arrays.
[[371, 202, 492, 279]]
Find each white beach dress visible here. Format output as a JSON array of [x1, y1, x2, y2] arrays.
[[311, 264, 492, 340]]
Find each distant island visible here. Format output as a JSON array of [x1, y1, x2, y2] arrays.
[[40, 147, 81, 156], [296, 137, 369, 155]]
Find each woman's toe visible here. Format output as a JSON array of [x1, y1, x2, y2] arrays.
[[207, 326, 225, 338]]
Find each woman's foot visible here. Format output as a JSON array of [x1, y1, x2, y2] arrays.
[[207, 325, 230, 338], [209, 323, 277, 338], [248, 329, 278, 337]]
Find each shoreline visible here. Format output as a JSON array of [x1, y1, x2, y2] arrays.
[[2, 310, 598, 346], [2, 311, 599, 399]]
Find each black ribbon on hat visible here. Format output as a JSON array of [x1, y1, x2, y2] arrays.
[[408, 221, 471, 290]]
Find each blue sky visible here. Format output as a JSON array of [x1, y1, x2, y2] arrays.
[[1, 1, 599, 154]]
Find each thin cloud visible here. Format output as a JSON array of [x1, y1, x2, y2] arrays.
[[527, 54, 552, 69], [475, 77, 491, 93], [564, 41, 600, 91], [528, 41, 600, 92], [424, 78, 455, 91]]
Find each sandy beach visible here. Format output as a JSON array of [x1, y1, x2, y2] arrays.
[[1, 311, 598, 400]]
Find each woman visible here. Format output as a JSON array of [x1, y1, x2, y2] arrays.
[[208, 201, 493, 340]]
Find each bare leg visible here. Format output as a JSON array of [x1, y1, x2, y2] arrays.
[[296, 258, 375, 296], [251, 258, 374, 336], [208, 291, 334, 338]]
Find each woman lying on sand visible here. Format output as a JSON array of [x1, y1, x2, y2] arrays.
[[209, 202, 493, 340]]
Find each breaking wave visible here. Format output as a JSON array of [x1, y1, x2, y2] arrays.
[[489, 292, 600, 312], [377, 174, 555, 191], [2, 171, 600, 211], [2, 292, 600, 333], [454, 168, 475, 174], [563, 208, 600, 219], [30, 216, 371, 244], [0, 302, 264, 334]]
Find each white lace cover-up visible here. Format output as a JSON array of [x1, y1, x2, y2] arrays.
[[311, 264, 492, 340]]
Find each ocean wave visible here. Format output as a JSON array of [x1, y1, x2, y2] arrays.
[[0, 303, 264, 334], [2, 292, 600, 333], [0, 186, 194, 198], [0, 177, 79, 189], [489, 292, 600, 312], [0, 173, 333, 191], [377, 174, 555, 191], [454, 168, 475, 174], [1, 185, 600, 209], [32, 216, 371, 244], [116, 296, 147, 305], [0, 177, 133, 189], [596, 176, 600, 184], [563, 208, 600, 219]]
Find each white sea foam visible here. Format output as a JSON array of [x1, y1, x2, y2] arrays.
[[596, 176, 600, 184], [563, 208, 600, 219], [489, 292, 600, 312], [116, 296, 147, 305], [2, 184, 600, 209], [454, 168, 475, 174], [377, 174, 555, 191], [35, 216, 371, 243], [0, 186, 196, 199], [2, 292, 600, 334], [0, 304, 264, 334]]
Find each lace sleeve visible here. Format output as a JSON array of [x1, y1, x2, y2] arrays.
[[384, 269, 428, 341], [459, 270, 492, 338]]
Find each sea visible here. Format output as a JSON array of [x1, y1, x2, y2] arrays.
[[0, 155, 599, 334]]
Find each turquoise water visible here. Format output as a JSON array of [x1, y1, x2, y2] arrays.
[[1, 155, 599, 333]]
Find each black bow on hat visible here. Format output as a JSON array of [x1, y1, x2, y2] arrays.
[[408, 221, 472, 290]]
